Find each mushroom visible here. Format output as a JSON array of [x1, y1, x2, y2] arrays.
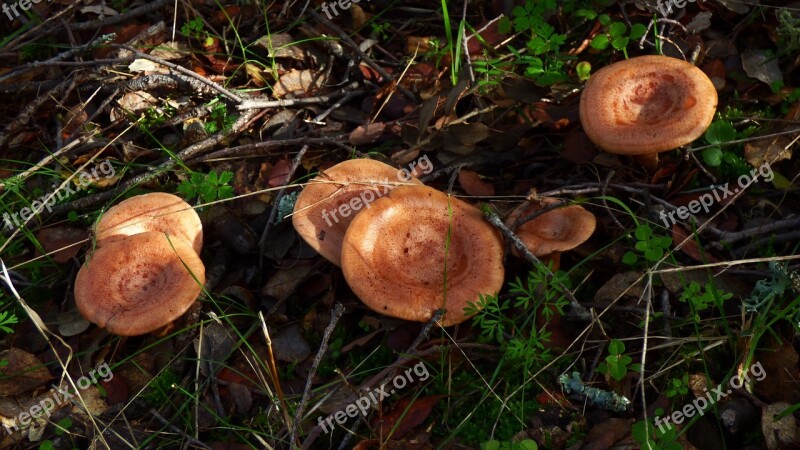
[[506, 198, 595, 270], [292, 158, 423, 266], [340, 185, 505, 326], [94, 192, 203, 254], [74, 231, 206, 336], [579, 55, 717, 167]]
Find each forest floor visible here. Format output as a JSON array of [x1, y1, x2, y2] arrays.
[[1, 0, 800, 449]]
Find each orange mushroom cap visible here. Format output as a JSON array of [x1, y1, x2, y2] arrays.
[[341, 185, 505, 326], [579, 55, 718, 155], [292, 159, 423, 266], [506, 198, 596, 257], [74, 231, 206, 336], [95, 192, 203, 254]]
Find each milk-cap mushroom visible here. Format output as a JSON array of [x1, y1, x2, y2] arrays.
[[579, 55, 717, 155], [95, 192, 203, 254], [506, 198, 595, 269], [74, 231, 206, 336], [341, 185, 504, 326], [292, 158, 423, 266]]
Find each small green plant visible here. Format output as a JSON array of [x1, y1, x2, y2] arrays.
[[500, 0, 569, 85], [665, 374, 689, 398], [0, 295, 19, 334], [204, 101, 237, 134], [466, 263, 570, 368], [631, 411, 681, 450], [623, 224, 672, 266], [177, 170, 235, 204], [138, 106, 174, 133], [597, 339, 640, 381], [369, 21, 391, 40], [181, 17, 206, 41], [679, 281, 732, 321], [589, 15, 647, 58]]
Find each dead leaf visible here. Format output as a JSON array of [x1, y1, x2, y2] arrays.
[[377, 395, 442, 439], [262, 265, 314, 301], [672, 225, 720, 263], [0, 350, 52, 396], [744, 138, 793, 168], [583, 418, 631, 450], [350, 123, 386, 146], [458, 170, 494, 197], [741, 48, 783, 87], [271, 324, 311, 363], [272, 69, 328, 99], [35, 226, 88, 263]]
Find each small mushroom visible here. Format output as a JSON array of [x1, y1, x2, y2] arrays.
[[341, 185, 505, 326], [74, 231, 206, 336], [94, 192, 203, 254], [506, 198, 595, 270], [292, 159, 423, 266], [579, 55, 717, 164]]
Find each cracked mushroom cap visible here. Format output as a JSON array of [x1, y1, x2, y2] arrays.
[[506, 198, 596, 257], [74, 231, 206, 336], [292, 158, 423, 266], [579, 55, 717, 155], [341, 185, 505, 327], [95, 192, 203, 254]]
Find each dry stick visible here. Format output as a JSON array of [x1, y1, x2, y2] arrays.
[[237, 82, 363, 110], [70, 0, 173, 30], [708, 216, 800, 245], [0, 35, 119, 83], [289, 303, 345, 448], [42, 109, 259, 220], [1, 0, 82, 52], [302, 310, 444, 449], [483, 210, 592, 321], [149, 409, 213, 450], [601, 170, 626, 230], [196, 136, 349, 162], [308, 9, 417, 103], [112, 44, 243, 103], [259, 312, 294, 443]]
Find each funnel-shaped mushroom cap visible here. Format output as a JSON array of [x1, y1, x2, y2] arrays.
[[95, 193, 203, 254], [74, 231, 206, 336], [579, 55, 717, 155], [507, 198, 596, 256], [341, 185, 505, 326], [292, 159, 423, 266]]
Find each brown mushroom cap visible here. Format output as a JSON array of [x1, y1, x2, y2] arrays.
[[506, 198, 596, 256], [292, 159, 423, 266], [74, 231, 206, 336], [94, 192, 203, 254], [341, 185, 505, 326], [579, 55, 718, 155]]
